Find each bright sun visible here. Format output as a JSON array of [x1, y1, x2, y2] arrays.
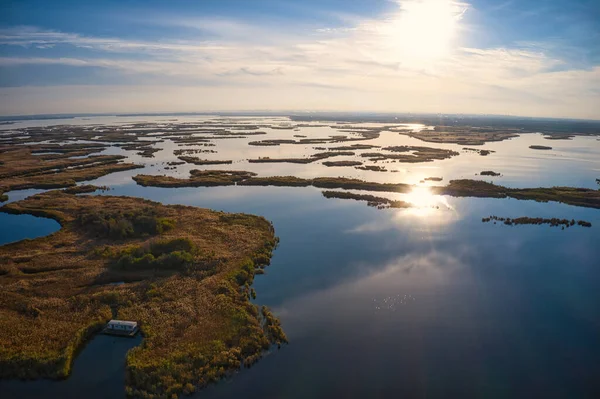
[[380, 0, 467, 61]]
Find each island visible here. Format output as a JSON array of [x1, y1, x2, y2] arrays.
[[0, 189, 285, 398], [463, 147, 495, 156], [480, 171, 502, 177], [133, 171, 600, 209], [391, 126, 521, 145], [361, 146, 459, 163], [248, 151, 355, 164], [177, 156, 233, 165], [543, 134, 574, 140], [356, 165, 387, 172], [321, 191, 411, 209], [529, 145, 553, 150], [482, 215, 592, 228], [322, 161, 363, 167]]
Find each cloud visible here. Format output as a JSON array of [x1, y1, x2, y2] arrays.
[[0, 0, 599, 119], [218, 67, 285, 77], [0, 26, 226, 54]]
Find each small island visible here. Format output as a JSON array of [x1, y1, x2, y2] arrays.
[[321, 191, 411, 209], [248, 151, 355, 164], [529, 145, 553, 150], [463, 147, 495, 156], [482, 215, 592, 228], [480, 171, 502, 177], [322, 161, 363, 167], [356, 165, 387, 172], [543, 134, 574, 140], [177, 156, 233, 165]]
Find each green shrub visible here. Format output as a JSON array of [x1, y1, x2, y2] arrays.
[[114, 239, 197, 271], [76, 208, 176, 239], [150, 238, 195, 257], [155, 251, 193, 269]]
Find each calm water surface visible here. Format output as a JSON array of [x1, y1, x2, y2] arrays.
[[1, 335, 141, 399], [1, 116, 599, 398], [0, 213, 60, 245]]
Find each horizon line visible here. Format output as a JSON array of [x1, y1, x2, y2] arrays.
[[1, 111, 599, 123]]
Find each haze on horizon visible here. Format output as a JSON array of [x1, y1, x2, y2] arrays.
[[0, 0, 599, 119]]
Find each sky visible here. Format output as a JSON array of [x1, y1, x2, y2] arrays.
[[0, 0, 599, 119]]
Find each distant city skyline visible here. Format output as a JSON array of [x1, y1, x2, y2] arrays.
[[1, 0, 599, 119]]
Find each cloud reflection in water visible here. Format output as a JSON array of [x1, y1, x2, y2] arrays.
[[276, 252, 468, 339]]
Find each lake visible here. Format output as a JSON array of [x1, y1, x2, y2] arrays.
[[1, 116, 599, 398]]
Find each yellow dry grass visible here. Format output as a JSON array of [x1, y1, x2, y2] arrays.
[[0, 190, 282, 398]]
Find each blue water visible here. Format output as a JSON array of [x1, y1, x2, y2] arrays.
[[2, 183, 599, 398], [0, 213, 60, 245], [1, 335, 141, 399], [108, 184, 600, 398]]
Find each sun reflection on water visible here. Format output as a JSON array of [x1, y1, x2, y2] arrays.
[[403, 186, 452, 218], [405, 186, 438, 207]]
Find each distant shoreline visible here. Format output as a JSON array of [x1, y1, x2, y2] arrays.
[[1, 112, 599, 125]]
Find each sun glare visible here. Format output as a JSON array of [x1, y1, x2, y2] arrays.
[[403, 185, 452, 218], [405, 186, 438, 208], [381, 0, 467, 62]]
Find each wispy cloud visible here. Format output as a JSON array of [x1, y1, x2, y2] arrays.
[[0, 0, 599, 118], [486, 0, 515, 12], [0, 26, 226, 54]]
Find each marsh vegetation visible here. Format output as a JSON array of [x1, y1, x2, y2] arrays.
[[177, 156, 233, 165], [322, 161, 363, 167], [543, 134, 574, 140], [0, 190, 283, 398], [463, 147, 495, 156], [134, 170, 257, 187], [248, 151, 355, 164], [133, 171, 600, 209], [480, 171, 502, 177], [356, 165, 387, 172], [0, 147, 142, 195], [482, 215, 592, 228], [360, 146, 459, 163], [530, 145, 553, 150], [321, 191, 411, 209], [2, 116, 600, 398], [390, 125, 521, 145]]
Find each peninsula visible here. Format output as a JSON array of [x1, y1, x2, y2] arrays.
[[0, 189, 284, 398]]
